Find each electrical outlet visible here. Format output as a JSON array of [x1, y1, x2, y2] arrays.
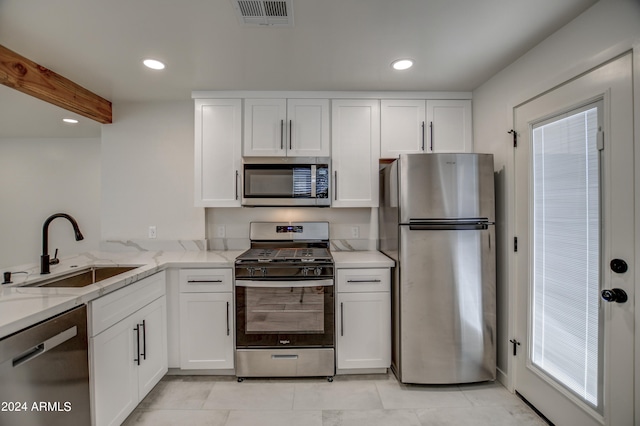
[[217, 226, 226, 238], [351, 226, 359, 238], [148, 225, 157, 239]]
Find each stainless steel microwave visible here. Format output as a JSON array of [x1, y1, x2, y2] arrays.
[[242, 158, 330, 207]]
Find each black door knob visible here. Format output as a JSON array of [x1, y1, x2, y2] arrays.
[[610, 259, 628, 274], [601, 288, 628, 303]]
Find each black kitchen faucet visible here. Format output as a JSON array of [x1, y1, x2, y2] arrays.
[[40, 213, 84, 274]]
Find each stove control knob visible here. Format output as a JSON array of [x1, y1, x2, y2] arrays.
[[259, 267, 267, 277], [302, 268, 309, 277], [314, 267, 322, 276], [247, 267, 255, 277]]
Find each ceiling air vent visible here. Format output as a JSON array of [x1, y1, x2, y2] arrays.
[[231, 0, 294, 27]]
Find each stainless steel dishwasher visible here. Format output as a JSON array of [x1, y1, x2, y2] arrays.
[[0, 305, 90, 425]]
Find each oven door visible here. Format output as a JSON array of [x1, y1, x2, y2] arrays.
[[235, 279, 334, 348]]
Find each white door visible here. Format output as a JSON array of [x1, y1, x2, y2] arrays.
[[179, 292, 234, 369], [514, 54, 634, 425], [380, 99, 426, 158], [331, 99, 380, 207], [194, 99, 242, 207], [91, 317, 138, 426], [243, 98, 287, 156], [287, 99, 330, 157], [136, 296, 168, 397], [337, 292, 391, 369], [426, 99, 472, 153]]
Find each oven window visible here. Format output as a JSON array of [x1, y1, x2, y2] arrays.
[[245, 286, 325, 334], [244, 166, 312, 198]]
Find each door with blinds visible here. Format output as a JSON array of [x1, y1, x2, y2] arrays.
[[513, 53, 634, 425]]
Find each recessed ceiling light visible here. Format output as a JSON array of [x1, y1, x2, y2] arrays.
[[63, 118, 79, 124], [391, 59, 414, 70], [143, 59, 166, 70]]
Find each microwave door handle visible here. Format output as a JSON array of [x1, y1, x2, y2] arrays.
[[311, 165, 317, 198]]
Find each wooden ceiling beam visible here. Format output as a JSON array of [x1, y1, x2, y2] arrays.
[[0, 44, 112, 124]]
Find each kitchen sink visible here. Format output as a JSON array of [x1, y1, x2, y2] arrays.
[[24, 266, 140, 288]]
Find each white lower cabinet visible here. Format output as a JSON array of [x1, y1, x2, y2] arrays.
[[335, 268, 391, 372], [179, 269, 234, 370], [90, 272, 167, 426]]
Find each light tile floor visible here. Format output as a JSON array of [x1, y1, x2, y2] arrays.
[[123, 373, 549, 426]]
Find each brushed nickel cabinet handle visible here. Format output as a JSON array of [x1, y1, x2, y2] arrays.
[[280, 119, 284, 150], [226, 301, 230, 336], [289, 119, 293, 150], [235, 170, 239, 200], [430, 121, 434, 151]]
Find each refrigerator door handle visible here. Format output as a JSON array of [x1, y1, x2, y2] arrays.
[[408, 222, 491, 231]]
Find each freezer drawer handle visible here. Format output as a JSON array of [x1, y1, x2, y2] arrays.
[[347, 279, 381, 283], [12, 326, 77, 368]]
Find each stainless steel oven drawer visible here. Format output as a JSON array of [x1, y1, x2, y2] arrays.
[[236, 348, 334, 378]]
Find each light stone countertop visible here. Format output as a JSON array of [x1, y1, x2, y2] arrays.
[[0, 249, 393, 339], [332, 250, 395, 268], [0, 250, 242, 338]]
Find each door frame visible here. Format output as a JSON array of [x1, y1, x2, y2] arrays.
[[503, 50, 638, 424]]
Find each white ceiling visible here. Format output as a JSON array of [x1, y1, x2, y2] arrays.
[[0, 0, 598, 137]]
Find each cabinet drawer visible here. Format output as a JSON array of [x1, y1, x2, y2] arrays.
[[337, 268, 390, 293], [90, 271, 166, 336], [179, 269, 232, 293]]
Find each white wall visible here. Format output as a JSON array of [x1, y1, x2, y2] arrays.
[[101, 101, 204, 241], [472, 0, 640, 384], [0, 137, 101, 269], [206, 207, 377, 250]]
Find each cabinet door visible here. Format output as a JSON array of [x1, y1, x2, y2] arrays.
[[244, 98, 287, 156], [380, 100, 426, 158], [179, 292, 234, 369], [337, 292, 391, 369], [331, 99, 380, 207], [426, 100, 472, 153], [92, 316, 138, 426], [287, 99, 330, 157], [136, 296, 168, 398], [194, 99, 242, 207]]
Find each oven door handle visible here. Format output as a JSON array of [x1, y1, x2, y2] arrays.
[[235, 279, 333, 288]]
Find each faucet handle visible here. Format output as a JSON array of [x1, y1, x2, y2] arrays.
[[50, 248, 60, 265]]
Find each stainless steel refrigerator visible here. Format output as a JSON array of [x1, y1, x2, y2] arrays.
[[379, 153, 496, 384]]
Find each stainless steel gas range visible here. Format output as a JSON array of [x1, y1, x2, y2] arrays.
[[234, 222, 335, 381]]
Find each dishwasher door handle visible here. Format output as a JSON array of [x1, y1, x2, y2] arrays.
[[12, 326, 78, 368]]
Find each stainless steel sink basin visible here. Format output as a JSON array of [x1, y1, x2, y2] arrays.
[[24, 266, 140, 288]]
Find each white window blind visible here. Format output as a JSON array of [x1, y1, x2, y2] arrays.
[[531, 104, 600, 407]]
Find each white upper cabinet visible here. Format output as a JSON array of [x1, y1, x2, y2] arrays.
[[194, 99, 242, 207], [331, 99, 380, 208], [380, 99, 472, 158], [427, 99, 472, 153], [244, 98, 330, 157], [381, 100, 427, 157]]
